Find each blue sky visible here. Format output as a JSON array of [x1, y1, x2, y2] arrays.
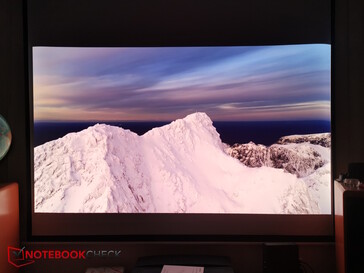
[[33, 45, 331, 122]]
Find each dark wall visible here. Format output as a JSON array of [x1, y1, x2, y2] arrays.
[[0, 0, 28, 239], [27, 0, 331, 46], [0, 0, 363, 272], [1, 0, 335, 241], [333, 0, 364, 174]]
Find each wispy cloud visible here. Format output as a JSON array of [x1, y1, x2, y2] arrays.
[[33, 45, 331, 121]]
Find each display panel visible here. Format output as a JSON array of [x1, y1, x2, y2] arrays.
[[32, 45, 331, 216]]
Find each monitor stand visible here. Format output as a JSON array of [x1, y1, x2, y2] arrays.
[[132, 255, 234, 273]]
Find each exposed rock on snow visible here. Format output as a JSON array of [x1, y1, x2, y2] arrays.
[[226, 133, 330, 178], [34, 112, 329, 214], [277, 133, 331, 147]]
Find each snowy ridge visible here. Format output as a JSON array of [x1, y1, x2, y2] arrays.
[[34, 112, 327, 214]]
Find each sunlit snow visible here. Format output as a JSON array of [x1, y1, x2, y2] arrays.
[[34, 112, 330, 214]]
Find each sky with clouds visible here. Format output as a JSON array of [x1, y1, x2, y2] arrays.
[[33, 45, 331, 122]]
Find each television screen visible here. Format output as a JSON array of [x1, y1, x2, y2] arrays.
[[32, 45, 331, 216]]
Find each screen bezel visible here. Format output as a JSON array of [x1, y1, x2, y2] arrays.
[[26, 0, 334, 241], [29, 44, 334, 240]]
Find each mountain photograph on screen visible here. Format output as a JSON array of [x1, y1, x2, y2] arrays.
[[32, 45, 331, 214]]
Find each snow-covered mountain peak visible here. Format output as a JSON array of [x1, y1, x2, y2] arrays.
[[82, 122, 136, 136], [62, 122, 138, 142], [151, 112, 215, 133], [143, 112, 222, 149], [183, 112, 213, 125], [34, 113, 329, 214]]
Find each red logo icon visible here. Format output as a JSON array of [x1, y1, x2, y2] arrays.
[[8, 246, 35, 268]]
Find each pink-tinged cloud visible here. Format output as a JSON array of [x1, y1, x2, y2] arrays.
[[33, 45, 330, 122]]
